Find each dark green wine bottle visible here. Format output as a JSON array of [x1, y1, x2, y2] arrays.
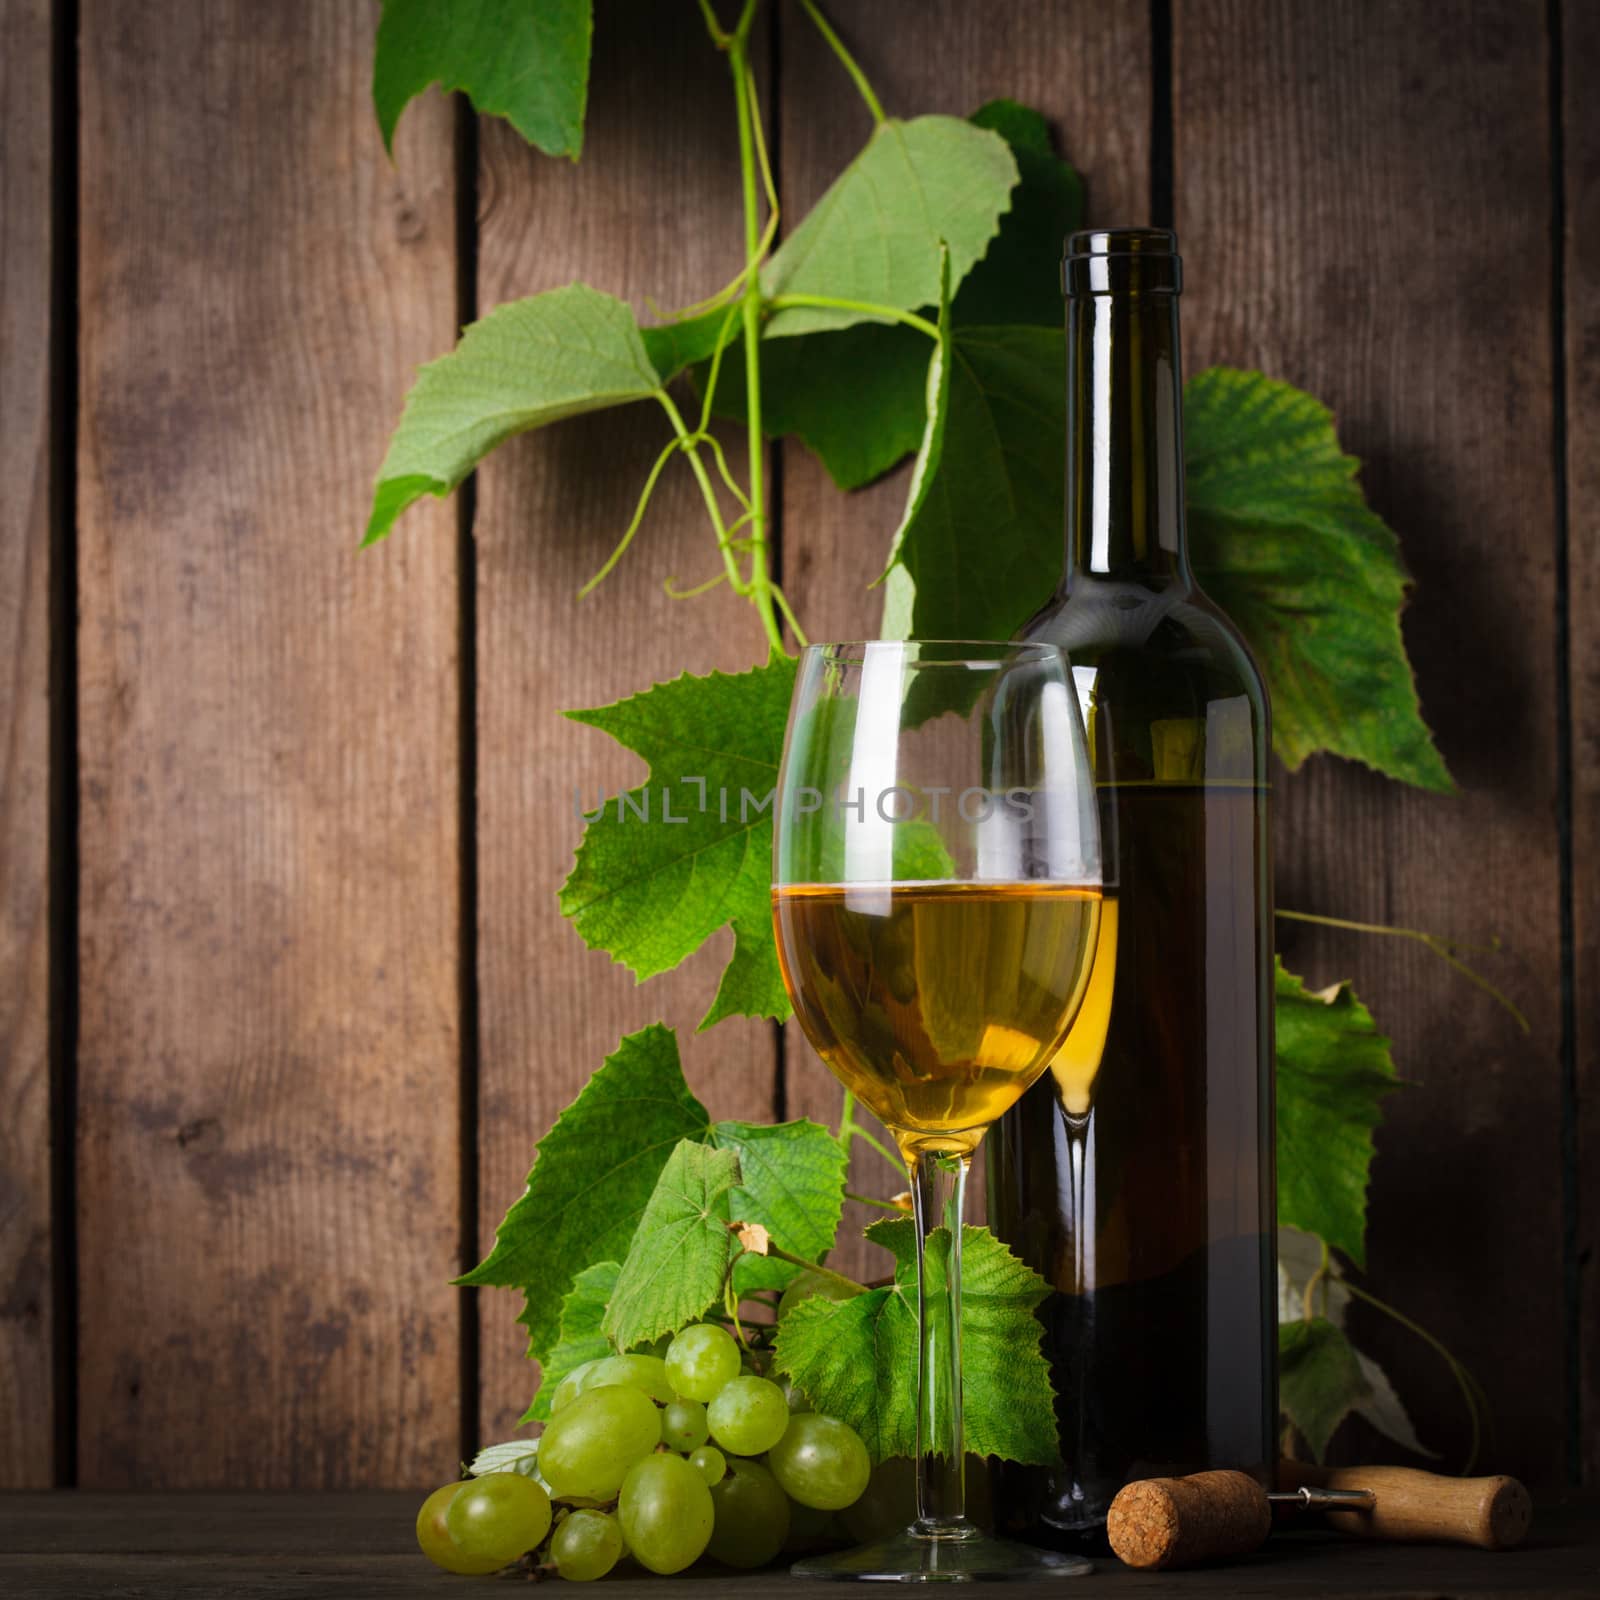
[[987, 228, 1277, 1547]]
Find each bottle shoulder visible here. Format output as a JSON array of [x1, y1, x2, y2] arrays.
[[1025, 579, 1268, 705], [1024, 578, 1270, 785]]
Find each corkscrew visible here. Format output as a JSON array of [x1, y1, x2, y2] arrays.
[[1107, 1462, 1533, 1570]]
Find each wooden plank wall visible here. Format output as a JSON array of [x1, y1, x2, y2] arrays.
[[0, 0, 56, 1488], [1176, 0, 1564, 1478], [1562, 0, 1598, 1490], [0, 0, 1589, 1490], [74, 1, 462, 1486]]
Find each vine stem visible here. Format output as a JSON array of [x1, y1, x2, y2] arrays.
[[725, 12, 786, 654], [577, 436, 680, 597], [695, 300, 746, 436], [696, 0, 731, 48], [1277, 908, 1529, 1032], [838, 1088, 909, 1176], [747, 1239, 867, 1297], [655, 389, 751, 601], [772, 583, 810, 648], [699, 428, 755, 514], [798, 0, 885, 124], [846, 1189, 908, 1213], [766, 293, 940, 340], [1341, 1279, 1485, 1473], [663, 570, 729, 601]]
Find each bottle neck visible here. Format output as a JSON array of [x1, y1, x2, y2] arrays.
[[1064, 289, 1190, 586]]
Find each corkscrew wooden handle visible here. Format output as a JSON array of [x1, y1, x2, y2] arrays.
[[1278, 1461, 1532, 1551]]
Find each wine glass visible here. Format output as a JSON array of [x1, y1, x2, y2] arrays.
[[771, 641, 1103, 1582]]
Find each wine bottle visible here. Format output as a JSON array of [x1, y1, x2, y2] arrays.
[[987, 228, 1276, 1547]]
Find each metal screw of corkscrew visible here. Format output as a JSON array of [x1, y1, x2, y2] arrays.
[[1269, 1486, 1377, 1513]]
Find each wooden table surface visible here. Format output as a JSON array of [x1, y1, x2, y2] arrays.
[[0, 1494, 1595, 1598]]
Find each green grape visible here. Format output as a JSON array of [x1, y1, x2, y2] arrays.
[[618, 1452, 715, 1574], [549, 1359, 602, 1416], [705, 1458, 791, 1568], [776, 1270, 859, 1321], [706, 1375, 790, 1456], [550, 1508, 624, 1581], [585, 1353, 674, 1404], [660, 1398, 709, 1451], [664, 1322, 741, 1402], [444, 1472, 553, 1564], [539, 1384, 661, 1501], [415, 1482, 504, 1575], [766, 1413, 871, 1510], [783, 1498, 838, 1554], [688, 1445, 726, 1485]]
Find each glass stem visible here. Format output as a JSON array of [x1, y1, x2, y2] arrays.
[[910, 1149, 974, 1536], [1062, 1107, 1093, 1506]]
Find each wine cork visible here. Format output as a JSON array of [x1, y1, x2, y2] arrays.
[[1107, 1469, 1272, 1570]]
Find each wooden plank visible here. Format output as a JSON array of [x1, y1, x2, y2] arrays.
[[473, 2, 779, 1442], [0, 1493, 1597, 1598], [1175, 1, 1563, 1481], [75, 1, 462, 1486], [0, 0, 56, 1489], [1562, 0, 1599, 1491], [776, 0, 1152, 1273]]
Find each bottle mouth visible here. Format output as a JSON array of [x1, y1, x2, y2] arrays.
[[1063, 227, 1181, 296]]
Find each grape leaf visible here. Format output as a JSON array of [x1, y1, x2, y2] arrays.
[[1279, 1317, 1372, 1462], [875, 336, 1448, 788], [460, 1024, 709, 1363], [761, 117, 1017, 338], [468, 1439, 545, 1480], [697, 323, 930, 487], [773, 1220, 1058, 1466], [1276, 1229, 1434, 1458], [647, 109, 1015, 383], [561, 653, 797, 1030], [641, 306, 741, 385], [1275, 960, 1400, 1267], [1187, 368, 1453, 790], [879, 325, 1064, 644], [604, 1139, 740, 1350], [366, 285, 660, 545], [1351, 1348, 1437, 1459], [711, 1120, 849, 1293], [954, 101, 1083, 329], [373, 0, 592, 159], [965, 96, 1054, 154], [523, 1260, 620, 1423], [1276, 1225, 1351, 1327], [699, 101, 1077, 488]]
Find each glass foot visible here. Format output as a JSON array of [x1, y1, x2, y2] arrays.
[[791, 1523, 1093, 1582]]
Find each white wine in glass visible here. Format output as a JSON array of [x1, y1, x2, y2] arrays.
[[774, 881, 1101, 1159]]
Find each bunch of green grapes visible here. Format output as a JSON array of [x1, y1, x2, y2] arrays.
[[416, 1321, 871, 1580]]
